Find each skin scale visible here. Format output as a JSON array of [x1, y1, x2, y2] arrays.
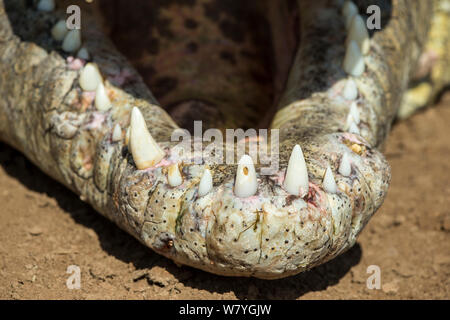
[[0, 0, 448, 279]]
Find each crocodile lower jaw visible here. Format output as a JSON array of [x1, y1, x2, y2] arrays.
[[0, 0, 431, 278]]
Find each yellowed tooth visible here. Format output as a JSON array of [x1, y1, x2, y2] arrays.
[[342, 0, 358, 29], [234, 155, 258, 198], [323, 165, 337, 194], [125, 127, 130, 145], [62, 29, 82, 53], [51, 20, 68, 41], [283, 144, 309, 197], [130, 107, 165, 170], [79, 63, 102, 91], [37, 0, 55, 12], [112, 124, 122, 142], [347, 14, 370, 55], [343, 40, 365, 76], [95, 82, 112, 111], [168, 163, 183, 187], [198, 169, 213, 197]]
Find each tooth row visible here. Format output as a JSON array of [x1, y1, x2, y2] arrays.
[[224, 144, 342, 198], [78, 63, 113, 111], [45, 3, 109, 112], [203, 147, 343, 198], [229, 145, 344, 198], [341, 1, 369, 135], [342, 1, 369, 78], [126, 117, 346, 199], [127, 111, 256, 197]]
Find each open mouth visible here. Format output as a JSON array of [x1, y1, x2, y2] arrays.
[[0, 0, 443, 279]]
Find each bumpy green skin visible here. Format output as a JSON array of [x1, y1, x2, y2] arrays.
[[0, 0, 446, 279]]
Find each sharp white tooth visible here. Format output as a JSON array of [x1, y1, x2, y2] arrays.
[[339, 153, 352, 176], [323, 165, 337, 194], [112, 124, 122, 142], [234, 155, 258, 198], [342, 78, 358, 100], [198, 169, 213, 197], [130, 107, 165, 170], [37, 0, 55, 12], [168, 163, 183, 187], [62, 29, 82, 53], [51, 20, 68, 41], [79, 63, 102, 91], [95, 82, 112, 111], [342, 0, 358, 29], [283, 144, 309, 197], [77, 47, 90, 60], [348, 120, 360, 134], [343, 40, 365, 77], [349, 101, 360, 123], [347, 14, 370, 55]]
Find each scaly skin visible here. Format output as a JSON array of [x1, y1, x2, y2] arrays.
[[0, 0, 448, 279]]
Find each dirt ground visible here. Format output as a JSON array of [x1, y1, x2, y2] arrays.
[[0, 94, 449, 300]]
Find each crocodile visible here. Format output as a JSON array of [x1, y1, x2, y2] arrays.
[[0, 0, 448, 279]]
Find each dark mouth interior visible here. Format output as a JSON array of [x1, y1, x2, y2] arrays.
[[97, 0, 300, 132]]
